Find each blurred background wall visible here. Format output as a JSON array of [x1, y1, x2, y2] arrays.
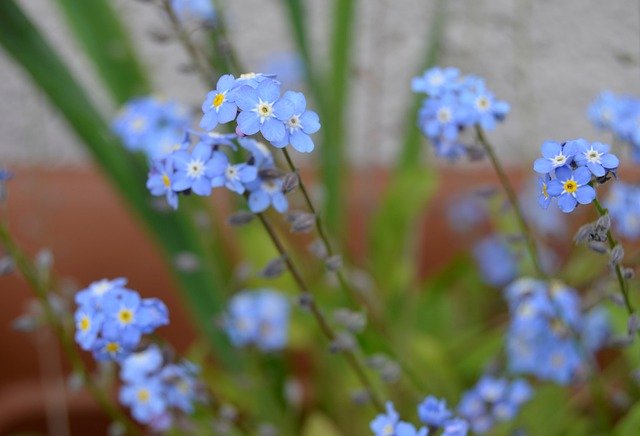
[[1, 0, 639, 166]]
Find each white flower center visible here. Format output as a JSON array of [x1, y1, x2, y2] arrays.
[[552, 154, 567, 167], [255, 99, 274, 122], [287, 114, 301, 131], [225, 165, 239, 180], [437, 107, 452, 123], [261, 180, 279, 194], [585, 147, 602, 164], [475, 96, 491, 111], [429, 73, 445, 86], [187, 159, 205, 179]]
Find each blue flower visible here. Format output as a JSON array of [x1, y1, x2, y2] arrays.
[[147, 157, 179, 209], [172, 143, 226, 195], [546, 166, 595, 213], [418, 396, 452, 427], [102, 289, 145, 347], [459, 81, 510, 130], [536, 174, 552, 209], [74, 306, 103, 351], [200, 74, 238, 131], [233, 72, 278, 89], [412, 67, 460, 97], [235, 79, 295, 142], [441, 418, 469, 436], [75, 277, 128, 309], [271, 91, 321, 153], [573, 139, 619, 177], [119, 377, 167, 424], [239, 137, 275, 168], [472, 236, 518, 287], [418, 93, 468, 142], [370, 402, 400, 436], [224, 289, 290, 351], [160, 362, 200, 413], [138, 298, 170, 334], [171, 0, 216, 25], [533, 140, 578, 175], [396, 422, 428, 436], [121, 345, 164, 383], [210, 152, 258, 194], [247, 177, 289, 213]]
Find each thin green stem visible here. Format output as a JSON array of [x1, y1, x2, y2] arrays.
[[0, 223, 141, 435], [592, 198, 635, 316], [253, 211, 384, 412], [475, 126, 546, 278]]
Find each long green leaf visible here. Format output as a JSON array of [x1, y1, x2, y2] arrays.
[[0, 0, 237, 368], [54, 0, 149, 104]]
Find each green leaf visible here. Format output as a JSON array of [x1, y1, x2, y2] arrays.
[[0, 0, 237, 369], [369, 166, 438, 291], [615, 400, 640, 436], [54, 0, 149, 104]]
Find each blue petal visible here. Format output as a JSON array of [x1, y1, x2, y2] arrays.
[[217, 74, 235, 92], [192, 177, 212, 196], [554, 166, 571, 181], [172, 173, 191, 191], [592, 141, 610, 153], [573, 166, 592, 185], [600, 153, 619, 169], [261, 118, 285, 142], [575, 185, 596, 205], [300, 111, 321, 134], [541, 141, 561, 158], [282, 90, 306, 113], [557, 194, 577, 213], [547, 180, 563, 196], [587, 162, 605, 177], [533, 158, 553, 174], [257, 79, 280, 102], [273, 98, 295, 120], [290, 131, 314, 153], [234, 86, 258, 111], [249, 191, 270, 212], [192, 142, 212, 160], [272, 193, 288, 213], [562, 139, 583, 157], [237, 111, 261, 135], [200, 110, 218, 130], [239, 165, 258, 183], [201, 90, 216, 112], [205, 152, 228, 177], [217, 102, 237, 124]]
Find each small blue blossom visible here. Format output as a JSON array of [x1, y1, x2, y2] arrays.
[[224, 289, 290, 351], [418, 396, 452, 427], [74, 306, 103, 351], [396, 422, 428, 436], [235, 79, 295, 142], [247, 177, 289, 213], [412, 67, 460, 97], [459, 80, 510, 130], [171, 0, 216, 25], [472, 236, 518, 287], [457, 376, 532, 434], [160, 362, 200, 413], [146, 157, 179, 209], [533, 140, 578, 175], [418, 93, 469, 142], [210, 152, 258, 194], [370, 402, 400, 436], [441, 418, 469, 436], [121, 345, 164, 383], [272, 91, 321, 153], [573, 139, 619, 177], [200, 74, 238, 131], [120, 376, 167, 424], [546, 166, 595, 213], [606, 183, 640, 239], [172, 142, 226, 196]]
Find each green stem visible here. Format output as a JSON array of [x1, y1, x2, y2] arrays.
[[253, 211, 384, 412], [475, 126, 546, 278], [0, 223, 141, 435], [592, 198, 635, 316]]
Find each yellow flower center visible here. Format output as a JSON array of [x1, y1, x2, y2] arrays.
[[162, 174, 171, 188], [212, 93, 225, 108], [563, 179, 577, 194], [476, 96, 490, 110], [105, 342, 120, 353], [541, 182, 549, 199], [79, 316, 90, 332], [137, 388, 150, 403], [118, 308, 134, 325], [258, 103, 273, 117]]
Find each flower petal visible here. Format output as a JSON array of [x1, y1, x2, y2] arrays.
[[261, 118, 285, 142], [575, 185, 596, 205]]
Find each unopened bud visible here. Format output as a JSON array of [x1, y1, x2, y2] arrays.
[[227, 211, 255, 226], [610, 244, 624, 266], [325, 255, 343, 272], [260, 257, 286, 279]]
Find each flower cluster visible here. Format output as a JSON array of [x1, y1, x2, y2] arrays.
[[200, 73, 320, 152], [370, 398, 469, 436], [119, 345, 202, 429], [605, 182, 640, 240], [457, 376, 532, 434], [112, 96, 190, 160], [74, 278, 169, 362], [533, 139, 619, 213], [412, 67, 510, 159], [589, 91, 640, 162], [223, 289, 290, 352], [504, 278, 610, 385]]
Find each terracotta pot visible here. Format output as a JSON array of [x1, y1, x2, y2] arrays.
[[0, 163, 535, 432]]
